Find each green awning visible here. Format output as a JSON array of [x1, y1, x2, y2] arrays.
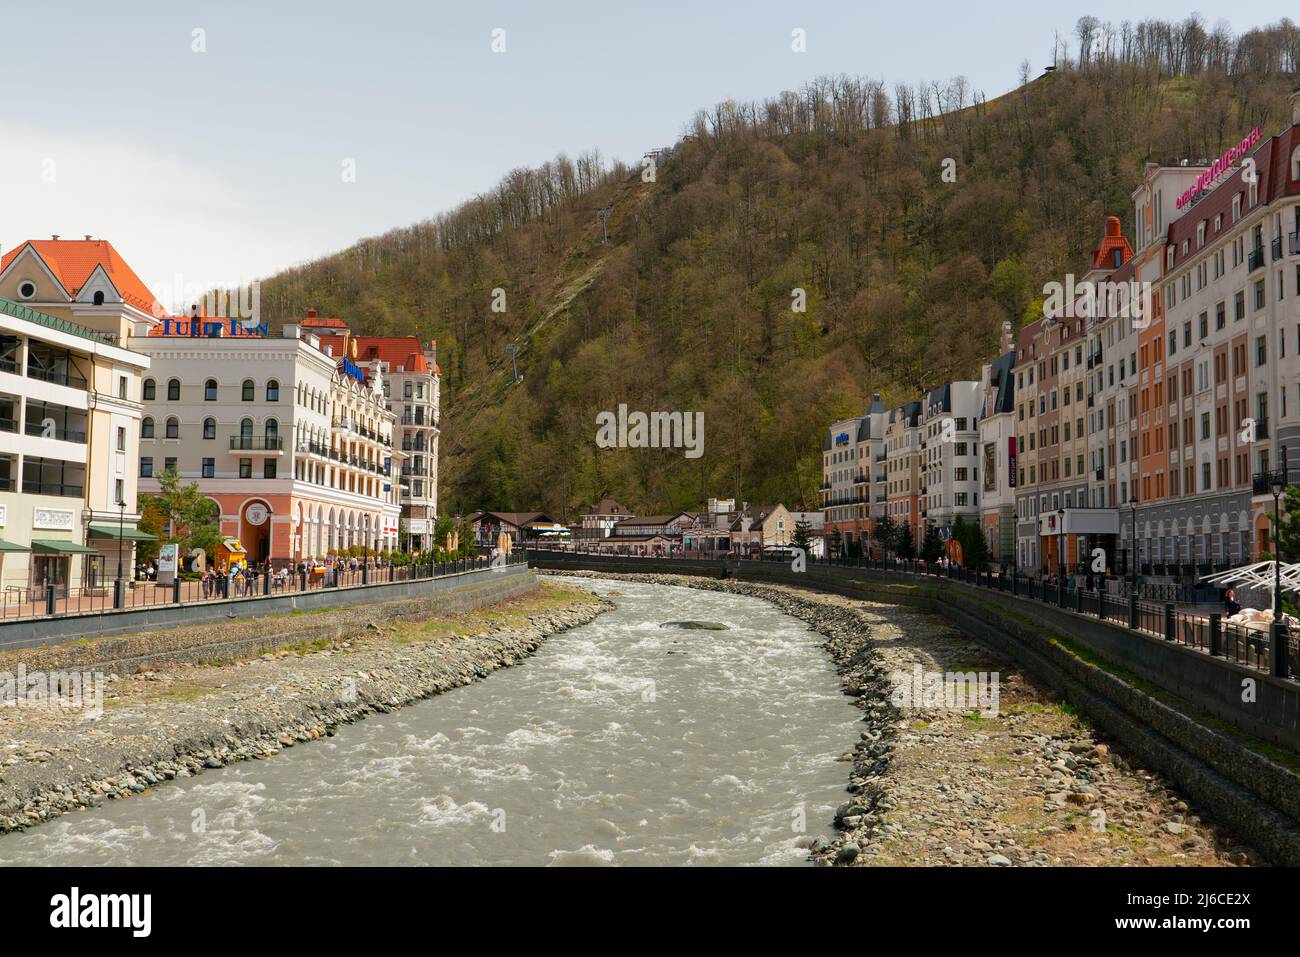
[[0, 539, 30, 552], [30, 539, 97, 554], [87, 524, 156, 542]]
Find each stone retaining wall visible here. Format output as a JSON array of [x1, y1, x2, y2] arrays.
[[0, 567, 538, 676]]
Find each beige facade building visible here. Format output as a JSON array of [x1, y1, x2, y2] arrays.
[[0, 239, 154, 596]]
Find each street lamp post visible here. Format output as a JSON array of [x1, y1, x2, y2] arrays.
[[1271, 447, 1286, 623], [1056, 508, 1066, 581], [1129, 495, 1138, 593], [1128, 494, 1139, 629], [1056, 507, 1067, 605], [115, 497, 126, 582]]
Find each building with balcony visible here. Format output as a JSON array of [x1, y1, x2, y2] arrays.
[[129, 318, 404, 566], [0, 238, 155, 595], [305, 310, 440, 552], [884, 401, 923, 551], [820, 395, 887, 555], [920, 380, 982, 539], [977, 325, 1017, 564]]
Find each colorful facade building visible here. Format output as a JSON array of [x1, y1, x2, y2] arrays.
[[129, 318, 404, 567], [977, 325, 1017, 564], [0, 238, 155, 594], [884, 400, 923, 551], [306, 309, 440, 552]]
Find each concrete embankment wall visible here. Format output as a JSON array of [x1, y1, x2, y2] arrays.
[[535, 555, 1300, 861], [0, 565, 537, 669]]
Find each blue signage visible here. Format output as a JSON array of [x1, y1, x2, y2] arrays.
[[341, 357, 367, 383], [834, 432, 850, 446]]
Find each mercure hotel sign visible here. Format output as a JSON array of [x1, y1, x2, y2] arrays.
[[1175, 127, 1262, 210]]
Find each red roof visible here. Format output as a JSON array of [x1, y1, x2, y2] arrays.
[[0, 238, 161, 315], [1090, 216, 1134, 270], [300, 307, 349, 331], [314, 332, 435, 374]]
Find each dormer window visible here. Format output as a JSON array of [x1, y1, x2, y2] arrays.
[[92, 291, 105, 305], [16, 280, 36, 300]]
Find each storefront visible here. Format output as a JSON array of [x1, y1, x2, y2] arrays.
[[30, 539, 97, 597], [86, 523, 155, 586], [1038, 508, 1119, 576]]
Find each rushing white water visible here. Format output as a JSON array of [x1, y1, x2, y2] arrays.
[[0, 578, 860, 866]]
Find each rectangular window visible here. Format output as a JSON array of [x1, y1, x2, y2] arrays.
[[202, 457, 215, 478], [140, 457, 153, 478], [263, 459, 277, 479], [239, 457, 252, 479]]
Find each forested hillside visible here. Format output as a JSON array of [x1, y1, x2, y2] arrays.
[[258, 16, 1300, 520]]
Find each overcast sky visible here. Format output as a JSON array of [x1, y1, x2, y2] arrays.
[[1, 0, 1292, 311]]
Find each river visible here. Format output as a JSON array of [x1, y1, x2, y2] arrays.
[[0, 577, 860, 866]]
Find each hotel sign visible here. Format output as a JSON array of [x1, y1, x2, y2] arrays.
[[1176, 127, 1262, 210], [33, 508, 75, 531], [834, 432, 850, 447], [155, 317, 269, 337]]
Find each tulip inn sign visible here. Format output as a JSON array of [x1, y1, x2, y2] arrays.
[[1175, 127, 1262, 210]]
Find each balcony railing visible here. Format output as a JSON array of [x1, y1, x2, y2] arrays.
[[25, 421, 86, 443], [1255, 418, 1270, 439], [1252, 466, 1300, 496], [27, 365, 88, 390], [1291, 231, 1300, 256], [1248, 247, 1265, 272], [1272, 236, 1284, 261], [22, 480, 84, 497], [229, 435, 284, 451]]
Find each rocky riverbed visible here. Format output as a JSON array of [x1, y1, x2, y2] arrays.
[[546, 572, 1258, 867], [0, 582, 607, 834]]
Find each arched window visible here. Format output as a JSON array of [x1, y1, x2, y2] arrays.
[[165, 416, 179, 439], [265, 418, 279, 443], [266, 379, 279, 402], [242, 379, 255, 401], [141, 416, 155, 438], [203, 417, 216, 440], [142, 379, 156, 401], [204, 379, 218, 401], [92, 291, 105, 305], [240, 418, 253, 439], [167, 378, 180, 401]]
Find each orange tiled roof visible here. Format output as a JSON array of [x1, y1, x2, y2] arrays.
[[300, 307, 349, 331], [1090, 216, 1134, 270], [314, 332, 435, 375], [0, 239, 162, 315]]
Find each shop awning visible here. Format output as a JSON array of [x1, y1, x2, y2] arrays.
[[30, 539, 97, 554], [0, 539, 30, 552], [87, 524, 156, 541]]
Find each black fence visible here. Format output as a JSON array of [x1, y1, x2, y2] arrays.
[[532, 548, 1297, 682], [0, 552, 521, 622]]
